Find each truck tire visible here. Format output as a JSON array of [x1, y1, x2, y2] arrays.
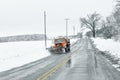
[[68, 47, 70, 52], [65, 48, 68, 52], [67, 44, 70, 52]]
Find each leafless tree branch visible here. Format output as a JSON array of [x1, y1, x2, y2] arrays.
[[80, 12, 101, 37]]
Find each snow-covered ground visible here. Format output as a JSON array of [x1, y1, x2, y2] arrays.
[[92, 38, 120, 70], [0, 40, 52, 72], [0, 38, 78, 72], [92, 38, 120, 57]]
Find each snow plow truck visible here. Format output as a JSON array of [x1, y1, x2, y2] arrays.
[[48, 37, 70, 53]]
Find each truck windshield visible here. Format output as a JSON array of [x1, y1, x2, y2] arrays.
[[54, 38, 65, 43]]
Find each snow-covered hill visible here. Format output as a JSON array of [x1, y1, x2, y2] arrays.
[[0, 34, 47, 42]]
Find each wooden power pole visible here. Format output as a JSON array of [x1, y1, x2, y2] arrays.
[[65, 18, 70, 38], [44, 11, 47, 49]]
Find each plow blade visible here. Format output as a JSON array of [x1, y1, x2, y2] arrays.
[[46, 47, 65, 53]]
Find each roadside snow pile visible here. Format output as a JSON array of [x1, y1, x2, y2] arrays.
[[0, 40, 52, 72], [92, 38, 120, 71], [92, 38, 120, 57]]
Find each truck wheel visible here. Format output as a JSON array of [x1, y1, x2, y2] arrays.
[[68, 47, 70, 52], [65, 48, 68, 53]]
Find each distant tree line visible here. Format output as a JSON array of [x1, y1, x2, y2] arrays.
[[80, 0, 120, 40], [0, 34, 47, 43]]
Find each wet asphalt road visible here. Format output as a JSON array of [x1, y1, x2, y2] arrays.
[[0, 38, 120, 80], [49, 38, 120, 80]]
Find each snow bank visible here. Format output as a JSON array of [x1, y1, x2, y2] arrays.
[[92, 38, 120, 58], [0, 40, 52, 72], [92, 38, 120, 71]]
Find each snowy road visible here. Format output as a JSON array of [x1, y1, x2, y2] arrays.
[[49, 38, 120, 80], [0, 38, 120, 80], [0, 39, 80, 80]]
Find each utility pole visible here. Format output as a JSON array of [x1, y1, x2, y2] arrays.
[[44, 11, 47, 49], [73, 26, 75, 35], [65, 18, 70, 38]]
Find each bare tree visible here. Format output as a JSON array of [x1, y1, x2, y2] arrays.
[[80, 12, 101, 37], [113, 1, 120, 34]]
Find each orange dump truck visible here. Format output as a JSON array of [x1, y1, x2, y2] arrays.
[[49, 37, 70, 53]]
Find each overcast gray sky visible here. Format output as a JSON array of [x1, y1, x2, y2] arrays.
[[0, 0, 115, 37]]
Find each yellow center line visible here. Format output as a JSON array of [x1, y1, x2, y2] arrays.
[[36, 48, 80, 80]]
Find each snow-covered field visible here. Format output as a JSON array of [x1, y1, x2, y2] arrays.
[[0, 38, 78, 72], [0, 41, 52, 72]]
